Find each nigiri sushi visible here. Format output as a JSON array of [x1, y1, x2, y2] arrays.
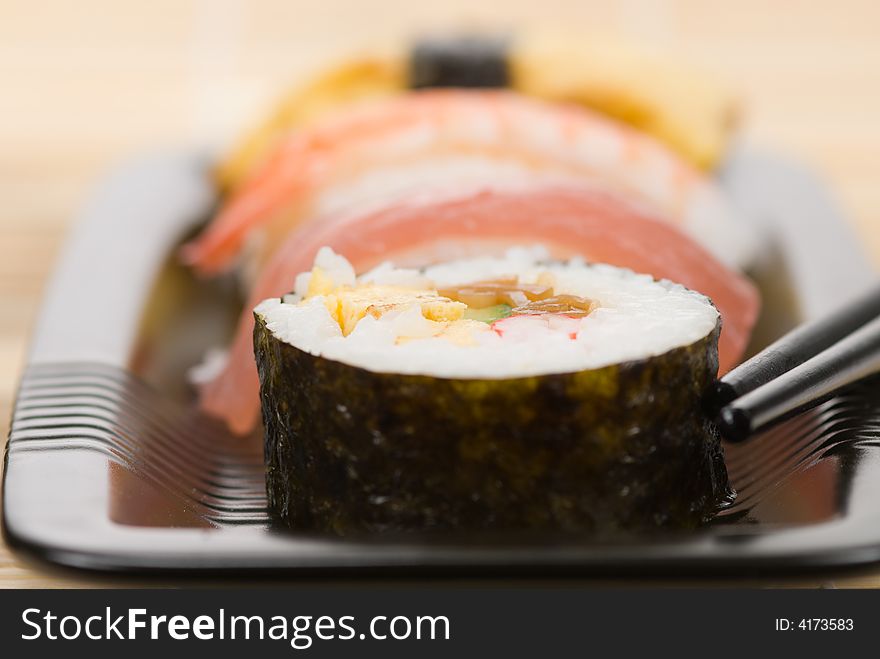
[[201, 186, 759, 435], [216, 32, 736, 190], [182, 90, 755, 278], [255, 247, 731, 534]]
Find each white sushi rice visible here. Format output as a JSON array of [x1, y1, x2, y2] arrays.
[[255, 246, 719, 379]]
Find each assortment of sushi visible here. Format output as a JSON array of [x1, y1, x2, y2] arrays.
[[182, 33, 763, 534]]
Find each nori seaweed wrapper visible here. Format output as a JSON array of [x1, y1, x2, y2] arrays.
[[409, 34, 510, 89], [255, 313, 730, 536]]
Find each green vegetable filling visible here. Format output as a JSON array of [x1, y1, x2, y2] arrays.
[[464, 303, 512, 323]]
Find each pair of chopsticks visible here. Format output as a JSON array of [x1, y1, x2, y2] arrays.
[[710, 284, 880, 443]]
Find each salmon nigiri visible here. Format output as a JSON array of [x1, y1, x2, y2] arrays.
[[181, 90, 755, 278], [200, 185, 759, 435]]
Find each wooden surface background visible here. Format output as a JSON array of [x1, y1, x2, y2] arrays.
[[2, 0, 880, 587]]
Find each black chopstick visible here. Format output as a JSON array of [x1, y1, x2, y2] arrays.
[[715, 310, 880, 443], [709, 283, 880, 411]]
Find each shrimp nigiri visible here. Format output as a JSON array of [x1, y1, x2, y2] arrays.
[[182, 90, 755, 278]]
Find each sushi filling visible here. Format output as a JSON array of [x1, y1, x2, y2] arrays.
[[257, 246, 719, 380]]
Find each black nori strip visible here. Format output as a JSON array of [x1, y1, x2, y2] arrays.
[[409, 34, 510, 89], [256, 314, 730, 536]]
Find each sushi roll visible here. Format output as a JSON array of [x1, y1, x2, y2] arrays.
[[254, 247, 731, 535]]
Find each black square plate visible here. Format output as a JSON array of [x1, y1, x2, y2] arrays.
[[4, 149, 880, 576]]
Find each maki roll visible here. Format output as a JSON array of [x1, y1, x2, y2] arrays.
[[254, 247, 731, 536]]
